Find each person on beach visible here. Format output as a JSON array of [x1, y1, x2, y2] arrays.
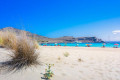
[[86, 44, 90, 47], [114, 44, 119, 48], [76, 43, 79, 47], [65, 43, 67, 46], [102, 43, 105, 48]]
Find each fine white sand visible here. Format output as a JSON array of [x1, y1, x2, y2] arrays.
[[0, 46, 120, 80]]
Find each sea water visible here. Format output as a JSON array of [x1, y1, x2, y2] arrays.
[[40, 41, 120, 48]]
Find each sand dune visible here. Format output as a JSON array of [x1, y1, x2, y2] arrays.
[[0, 46, 120, 80]]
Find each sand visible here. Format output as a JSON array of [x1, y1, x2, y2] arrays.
[[0, 46, 120, 80]]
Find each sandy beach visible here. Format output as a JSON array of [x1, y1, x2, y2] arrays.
[[0, 46, 120, 80]]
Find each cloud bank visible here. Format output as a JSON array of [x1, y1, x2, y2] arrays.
[[112, 30, 120, 34]]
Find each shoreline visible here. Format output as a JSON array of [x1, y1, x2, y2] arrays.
[[40, 46, 120, 49], [40, 42, 120, 48]]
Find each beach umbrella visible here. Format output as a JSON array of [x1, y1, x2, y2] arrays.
[[86, 44, 92, 45], [103, 43, 106, 45], [89, 44, 92, 45], [114, 44, 119, 45], [86, 44, 92, 47], [86, 44, 89, 45], [114, 43, 119, 48]]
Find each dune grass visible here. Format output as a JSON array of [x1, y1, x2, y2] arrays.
[[0, 36, 3, 46], [63, 52, 69, 57], [0, 31, 39, 72], [58, 57, 61, 60], [0, 31, 17, 49], [34, 40, 40, 49], [78, 58, 82, 62]]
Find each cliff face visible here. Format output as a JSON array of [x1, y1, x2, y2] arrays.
[[0, 27, 104, 43], [52, 36, 104, 43], [76, 37, 104, 43]]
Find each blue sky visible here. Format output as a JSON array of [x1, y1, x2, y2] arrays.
[[0, 0, 120, 41]]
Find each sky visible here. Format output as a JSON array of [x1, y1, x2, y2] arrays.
[[0, 0, 120, 41]]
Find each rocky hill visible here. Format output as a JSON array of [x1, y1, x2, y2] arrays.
[[52, 36, 104, 43], [0, 27, 104, 43], [0, 27, 50, 42]]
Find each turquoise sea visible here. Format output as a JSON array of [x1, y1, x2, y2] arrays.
[[40, 41, 120, 48]]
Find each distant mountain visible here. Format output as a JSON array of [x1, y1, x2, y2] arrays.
[[0, 27, 104, 43], [52, 36, 104, 43]]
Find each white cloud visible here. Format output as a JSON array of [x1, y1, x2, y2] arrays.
[[112, 30, 120, 34]]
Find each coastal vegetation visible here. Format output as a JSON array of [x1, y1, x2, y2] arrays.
[[0, 30, 39, 72], [63, 52, 69, 57], [78, 58, 83, 62], [41, 64, 54, 80], [58, 57, 61, 60], [0, 31, 17, 49]]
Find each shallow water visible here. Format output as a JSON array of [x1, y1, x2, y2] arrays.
[[41, 42, 120, 48]]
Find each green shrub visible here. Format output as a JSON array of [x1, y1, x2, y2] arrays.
[[41, 64, 54, 80]]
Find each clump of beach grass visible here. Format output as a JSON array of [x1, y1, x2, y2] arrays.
[[0, 31, 17, 49], [58, 57, 61, 60], [0, 36, 3, 46], [34, 40, 40, 49], [63, 52, 69, 57], [78, 58, 82, 62], [0, 31, 39, 72]]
